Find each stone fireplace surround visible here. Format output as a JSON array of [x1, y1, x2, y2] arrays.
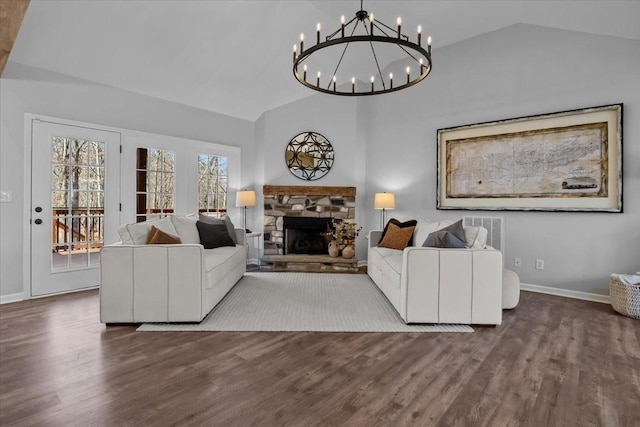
[[261, 185, 357, 272]]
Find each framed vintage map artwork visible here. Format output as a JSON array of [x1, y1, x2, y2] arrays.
[[437, 104, 622, 212]]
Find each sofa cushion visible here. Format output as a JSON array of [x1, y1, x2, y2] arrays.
[[414, 219, 454, 248], [199, 214, 238, 245], [464, 226, 488, 248], [384, 254, 404, 275], [371, 246, 403, 258], [196, 221, 236, 249], [203, 245, 243, 273], [146, 226, 182, 244], [117, 224, 134, 244], [379, 223, 415, 250], [170, 215, 200, 244], [120, 216, 178, 245]]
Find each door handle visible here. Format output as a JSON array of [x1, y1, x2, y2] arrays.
[[34, 219, 43, 225]]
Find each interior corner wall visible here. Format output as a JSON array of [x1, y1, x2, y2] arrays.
[[0, 63, 254, 299], [255, 93, 369, 259], [362, 24, 640, 296]]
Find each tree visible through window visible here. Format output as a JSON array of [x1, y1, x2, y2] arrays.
[[198, 154, 228, 218], [51, 137, 104, 268], [136, 148, 175, 222]]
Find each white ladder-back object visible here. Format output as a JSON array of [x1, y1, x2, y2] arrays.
[[463, 216, 505, 253]]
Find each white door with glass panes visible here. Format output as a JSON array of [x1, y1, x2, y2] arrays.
[[31, 120, 121, 296]]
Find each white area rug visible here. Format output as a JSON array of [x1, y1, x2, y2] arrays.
[[137, 272, 473, 333]]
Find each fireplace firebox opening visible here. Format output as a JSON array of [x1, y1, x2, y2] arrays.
[[283, 216, 333, 255]]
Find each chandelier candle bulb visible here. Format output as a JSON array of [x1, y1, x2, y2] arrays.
[[332, 75, 336, 91], [417, 25, 422, 45], [427, 35, 432, 55], [341, 15, 345, 37], [300, 33, 304, 52], [317, 23, 321, 44], [317, 71, 321, 87], [369, 13, 374, 34], [406, 66, 411, 83], [397, 17, 402, 38], [303, 64, 307, 81], [370, 76, 374, 92], [389, 73, 393, 89], [351, 77, 355, 93], [419, 57, 424, 74], [293, 44, 297, 62]]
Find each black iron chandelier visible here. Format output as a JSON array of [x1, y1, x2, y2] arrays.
[[293, 0, 432, 96]]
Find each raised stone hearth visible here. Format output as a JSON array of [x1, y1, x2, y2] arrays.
[[262, 185, 357, 272], [260, 254, 359, 273]]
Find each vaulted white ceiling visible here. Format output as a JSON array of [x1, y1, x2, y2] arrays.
[[8, 0, 640, 121]]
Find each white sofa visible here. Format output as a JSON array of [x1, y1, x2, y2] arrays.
[[100, 215, 246, 323], [367, 221, 503, 325]]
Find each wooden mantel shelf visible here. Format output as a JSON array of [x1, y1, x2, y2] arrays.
[[263, 185, 356, 197]]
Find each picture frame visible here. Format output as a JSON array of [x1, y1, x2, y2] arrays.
[[437, 104, 623, 212]]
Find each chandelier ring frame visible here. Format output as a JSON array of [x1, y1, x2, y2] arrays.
[[293, 35, 432, 96]]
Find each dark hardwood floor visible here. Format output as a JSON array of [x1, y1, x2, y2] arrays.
[[1, 287, 639, 426]]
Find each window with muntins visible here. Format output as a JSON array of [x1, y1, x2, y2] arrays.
[[136, 147, 175, 222], [198, 154, 228, 218]]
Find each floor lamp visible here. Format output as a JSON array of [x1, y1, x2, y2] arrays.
[[374, 192, 395, 230], [236, 190, 256, 232]]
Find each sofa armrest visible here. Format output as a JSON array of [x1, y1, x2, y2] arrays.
[[400, 247, 502, 324], [368, 230, 383, 248], [100, 243, 206, 323], [235, 228, 246, 246]]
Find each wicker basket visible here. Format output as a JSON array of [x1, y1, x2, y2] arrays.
[[610, 273, 640, 319]]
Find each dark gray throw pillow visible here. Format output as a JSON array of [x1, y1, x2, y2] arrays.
[[198, 213, 238, 245], [196, 221, 236, 249], [437, 219, 465, 243], [423, 230, 466, 248], [222, 216, 238, 245]]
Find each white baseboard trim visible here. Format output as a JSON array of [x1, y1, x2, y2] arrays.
[[0, 292, 26, 305], [521, 282, 610, 304]]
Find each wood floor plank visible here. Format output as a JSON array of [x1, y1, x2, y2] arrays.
[[1, 288, 639, 426]]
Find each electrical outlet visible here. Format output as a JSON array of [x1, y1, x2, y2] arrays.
[[514, 257, 522, 267], [535, 259, 545, 270], [0, 191, 12, 203]]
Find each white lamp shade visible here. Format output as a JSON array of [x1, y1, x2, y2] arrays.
[[374, 192, 395, 210], [236, 190, 257, 207]]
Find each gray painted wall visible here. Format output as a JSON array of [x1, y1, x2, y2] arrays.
[[253, 25, 639, 295], [360, 24, 640, 295], [2, 24, 638, 300], [253, 95, 369, 259], [0, 63, 255, 298]]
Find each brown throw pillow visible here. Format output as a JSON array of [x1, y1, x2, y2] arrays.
[[378, 223, 415, 250], [380, 218, 418, 245], [146, 226, 182, 245]]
